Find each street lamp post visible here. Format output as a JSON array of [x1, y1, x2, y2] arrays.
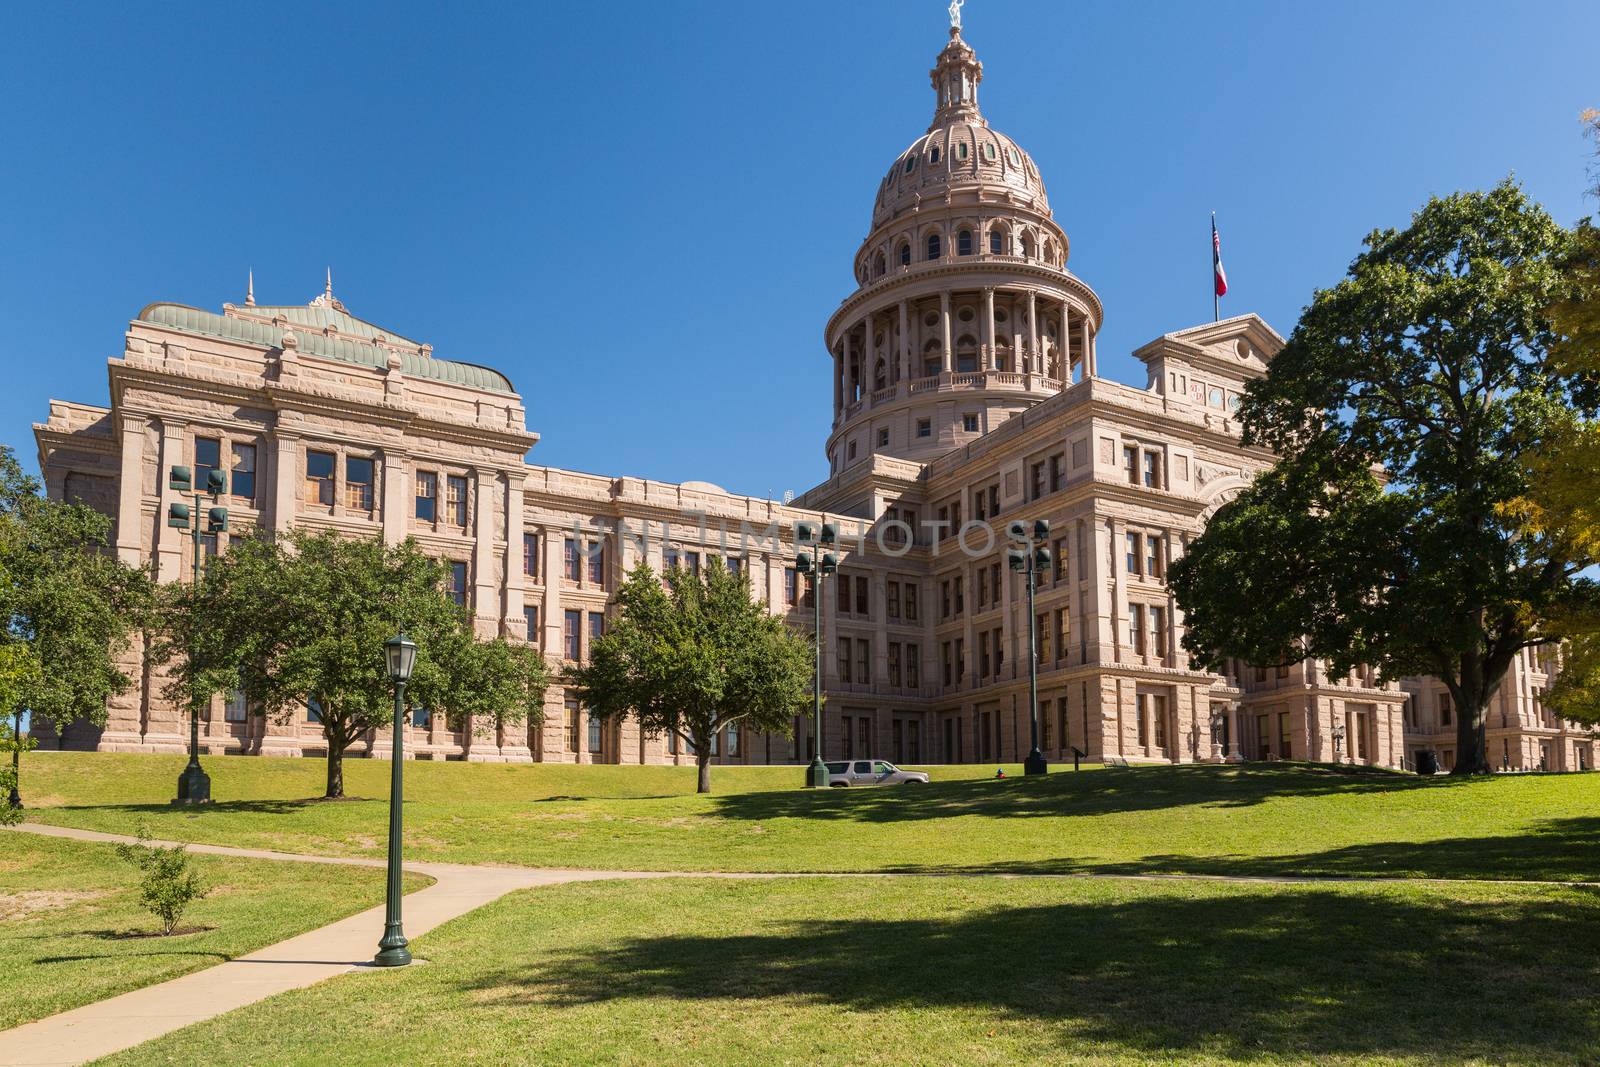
[[8, 710, 21, 808], [374, 633, 418, 968], [1007, 519, 1052, 776], [166, 464, 228, 806], [1331, 720, 1346, 764], [795, 522, 837, 789]]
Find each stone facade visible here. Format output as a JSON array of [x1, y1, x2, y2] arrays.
[[31, 25, 1577, 772]]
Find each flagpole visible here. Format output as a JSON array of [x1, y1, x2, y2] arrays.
[[1211, 212, 1219, 323]]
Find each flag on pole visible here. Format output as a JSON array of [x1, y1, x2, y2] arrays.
[[1211, 214, 1228, 298]]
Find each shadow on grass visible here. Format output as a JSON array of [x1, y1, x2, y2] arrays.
[[35, 948, 230, 964], [706, 762, 1465, 825], [889, 816, 1600, 883], [465, 885, 1600, 1063], [48, 797, 381, 819]]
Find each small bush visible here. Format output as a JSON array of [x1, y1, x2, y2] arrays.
[[116, 824, 209, 935]]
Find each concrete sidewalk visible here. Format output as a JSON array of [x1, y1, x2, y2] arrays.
[[0, 824, 671, 1067]]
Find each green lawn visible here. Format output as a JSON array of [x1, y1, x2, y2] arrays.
[[99, 874, 1600, 1066], [17, 751, 1600, 880], [0, 831, 430, 1030]]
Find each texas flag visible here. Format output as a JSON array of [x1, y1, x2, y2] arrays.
[[1212, 214, 1228, 297]]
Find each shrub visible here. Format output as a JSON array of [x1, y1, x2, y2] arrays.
[[116, 824, 209, 935]]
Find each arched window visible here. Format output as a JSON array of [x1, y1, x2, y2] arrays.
[[984, 142, 997, 162], [899, 242, 911, 267], [957, 230, 973, 256], [927, 234, 941, 260], [1021, 233, 1035, 259], [904, 155, 916, 174], [957, 142, 969, 161], [922, 339, 942, 377], [956, 335, 978, 374], [930, 145, 941, 165], [873, 251, 886, 278], [989, 229, 1004, 255]]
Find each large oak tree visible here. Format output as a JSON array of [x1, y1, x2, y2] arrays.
[[1171, 181, 1599, 774], [161, 528, 549, 798], [566, 561, 811, 793]]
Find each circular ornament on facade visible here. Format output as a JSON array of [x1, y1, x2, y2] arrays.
[[957, 307, 975, 322], [995, 308, 1008, 323], [924, 312, 939, 327]]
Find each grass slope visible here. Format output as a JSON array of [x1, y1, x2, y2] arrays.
[[100, 875, 1600, 1066], [0, 832, 429, 1030], [18, 751, 1600, 880]]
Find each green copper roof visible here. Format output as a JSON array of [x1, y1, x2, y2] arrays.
[[137, 303, 517, 395]]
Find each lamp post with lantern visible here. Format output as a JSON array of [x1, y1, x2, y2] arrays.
[[794, 522, 837, 789], [374, 633, 418, 967], [1331, 720, 1346, 765], [165, 463, 229, 805], [1007, 519, 1051, 776]]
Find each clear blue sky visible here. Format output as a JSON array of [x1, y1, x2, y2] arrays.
[[2, 1, 1595, 499]]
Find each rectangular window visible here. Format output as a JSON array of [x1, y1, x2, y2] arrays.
[[564, 539, 581, 582], [412, 705, 431, 729], [1030, 461, 1045, 500], [195, 437, 222, 492], [888, 643, 902, 687], [1439, 693, 1453, 726], [588, 713, 603, 754], [1041, 702, 1053, 750], [842, 716, 853, 759], [916, 418, 932, 438], [1037, 613, 1050, 663], [785, 566, 799, 606], [1129, 604, 1146, 655], [906, 644, 920, 688], [955, 638, 964, 681], [450, 561, 468, 606], [231, 442, 257, 503], [524, 606, 539, 645], [588, 612, 604, 644], [1123, 445, 1139, 485], [306, 450, 335, 506], [1154, 695, 1168, 749], [941, 580, 951, 620], [1126, 532, 1141, 575], [942, 642, 953, 686], [415, 471, 437, 521], [963, 413, 979, 433], [855, 578, 869, 617], [587, 544, 604, 587], [447, 475, 469, 527], [1056, 608, 1070, 661], [856, 639, 870, 686], [1151, 606, 1167, 657], [345, 456, 375, 512], [565, 697, 580, 751], [1143, 450, 1162, 489], [1147, 535, 1163, 580], [1137, 694, 1149, 745], [954, 576, 964, 615], [1053, 537, 1068, 582], [1049, 453, 1064, 492], [905, 584, 918, 621], [1278, 711, 1291, 756], [727, 556, 741, 578], [307, 699, 323, 724], [837, 574, 852, 617], [994, 628, 1004, 676], [837, 637, 852, 683], [886, 581, 900, 620], [523, 533, 540, 578], [224, 689, 248, 723], [563, 609, 582, 661], [976, 568, 988, 610], [979, 631, 991, 678], [726, 725, 739, 757]]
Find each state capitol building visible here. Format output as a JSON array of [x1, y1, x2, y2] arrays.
[[32, 23, 1581, 775]]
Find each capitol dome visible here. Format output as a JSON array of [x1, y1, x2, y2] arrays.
[[872, 28, 1050, 228]]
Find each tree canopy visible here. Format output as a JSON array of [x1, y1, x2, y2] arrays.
[[566, 561, 812, 793], [0, 447, 150, 803], [162, 528, 548, 798], [1170, 180, 1599, 773]]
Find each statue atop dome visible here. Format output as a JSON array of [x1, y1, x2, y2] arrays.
[[949, 0, 964, 30]]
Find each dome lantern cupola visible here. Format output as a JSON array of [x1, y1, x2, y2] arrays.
[[931, 26, 983, 127]]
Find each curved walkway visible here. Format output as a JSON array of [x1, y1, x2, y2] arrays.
[[3, 821, 1592, 1065]]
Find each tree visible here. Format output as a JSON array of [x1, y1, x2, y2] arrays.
[[116, 825, 209, 935], [1170, 180, 1599, 774], [1510, 111, 1600, 721], [567, 561, 812, 793], [0, 447, 151, 804], [163, 529, 549, 799]]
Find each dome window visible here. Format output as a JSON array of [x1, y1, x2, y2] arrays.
[[957, 230, 973, 256], [1006, 147, 1020, 167], [899, 242, 911, 267], [904, 155, 916, 174], [984, 143, 997, 162], [957, 142, 969, 161], [873, 251, 886, 278], [929, 146, 941, 164], [926, 234, 941, 261], [989, 230, 1004, 255]]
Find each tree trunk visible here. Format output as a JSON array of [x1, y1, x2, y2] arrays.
[[325, 729, 347, 799], [696, 753, 711, 794], [1450, 650, 1508, 776]]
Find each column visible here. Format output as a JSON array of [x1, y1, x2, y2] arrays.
[[1027, 290, 1040, 374], [981, 287, 996, 370], [1011, 297, 1024, 370], [1083, 317, 1098, 378], [844, 331, 857, 404], [871, 571, 889, 683], [1228, 703, 1243, 760], [472, 468, 498, 639], [939, 291, 953, 373], [862, 313, 876, 391], [833, 348, 844, 414], [1060, 300, 1073, 381], [271, 433, 299, 536], [115, 414, 145, 566], [504, 473, 527, 638], [898, 300, 911, 383], [380, 451, 408, 545], [156, 421, 187, 584]]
